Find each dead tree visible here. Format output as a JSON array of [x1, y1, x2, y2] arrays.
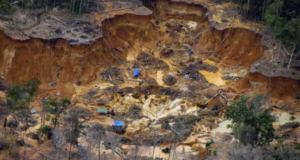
[[63, 110, 80, 160], [52, 129, 67, 160], [87, 123, 105, 160]]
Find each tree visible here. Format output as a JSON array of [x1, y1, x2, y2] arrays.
[[5, 78, 40, 160], [45, 97, 71, 128], [25, 78, 40, 96], [265, 0, 300, 69], [87, 123, 105, 160], [52, 129, 66, 160], [64, 109, 80, 160], [227, 142, 274, 160], [225, 94, 275, 146]]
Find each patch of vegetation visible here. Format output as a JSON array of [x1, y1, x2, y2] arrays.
[[226, 94, 274, 146], [7, 120, 19, 128], [39, 125, 53, 139], [198, 109, 220, 116], [44, 97, 71, 128], [159, 115, 202, 141], [162, 147, 170, 153], [111, 126, 127, 135], [0, 138, 10, 151], [205, 138, 214, 148], [295, 92, 300, 99], [295, 143, 300, 150]]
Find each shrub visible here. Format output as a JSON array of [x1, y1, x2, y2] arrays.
[[295, 144, 300, 150], [162, 148, 170, 153], [162, 120, 170, 129], [0, 138, 10, 151], [7, 120, 19, 128], [39, 125, 53, 139], [213, 149, 217, 156], [225, 95, 274, 146], [295, 92, 300, 99]]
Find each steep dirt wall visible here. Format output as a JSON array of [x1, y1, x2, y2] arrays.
[[234, 72, 300, 105], [101, 14, 157, 50], [0, 14, 154, 98], [153, 0, 264, 68], [0, 31, 116, 98], [155, 0, 207, 20], [208, 28, 264, 68], [248, 73, 299, 99]]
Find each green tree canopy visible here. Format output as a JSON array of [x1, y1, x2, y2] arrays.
[[225, 94, 275, 146], [7, 78, 40, 111], [25, 78, 41, 96], [265, 0, 300, 47]]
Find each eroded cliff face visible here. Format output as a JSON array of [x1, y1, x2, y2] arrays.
[[0, 31, 109, 97], [0, 0, 266, 99]]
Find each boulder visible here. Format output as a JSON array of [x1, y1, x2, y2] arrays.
[[163, 74, 177, 85]]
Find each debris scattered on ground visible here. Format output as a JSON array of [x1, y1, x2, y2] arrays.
[[101, 67, 121, 77], [160, 48, 174, 58], [134, 52, 169, 70], [193, 60, 218, 72], [48, 81, 57, 87], [182, 64, 208, 82]]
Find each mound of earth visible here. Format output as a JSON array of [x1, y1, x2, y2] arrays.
[[163, 74, 177, 85], [182, 64, 208, 82], [134, 52, 169, 70]]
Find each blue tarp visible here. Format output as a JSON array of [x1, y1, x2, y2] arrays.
[[167, 74, 175, 77], [114, 121, 124, 127], [133, 69, 140, 77], [31, 109, 37, 114]]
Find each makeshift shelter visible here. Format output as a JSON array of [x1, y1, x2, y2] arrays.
[[133, 69, 140, 77], [97, 109, 107, 114], [114, 121, 124, 127], [31, 109, 37, 114]]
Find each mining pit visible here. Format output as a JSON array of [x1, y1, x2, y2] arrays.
[[0, 0, 300, 159]]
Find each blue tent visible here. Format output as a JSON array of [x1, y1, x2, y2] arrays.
[[133, 69, 140, 77], [31, 109, 37, 114], [114, 121, 124, 127]]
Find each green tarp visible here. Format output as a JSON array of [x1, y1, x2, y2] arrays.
[[97, 109, 107, 114]]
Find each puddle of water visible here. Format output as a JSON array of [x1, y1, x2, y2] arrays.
[[199, 70, 227, 86], [199, 59, 227, 86], [204, 59, 217, 66], [273, 112, 300, 126], [162, 59, 173, 70], [212, 120, 232, 133]]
